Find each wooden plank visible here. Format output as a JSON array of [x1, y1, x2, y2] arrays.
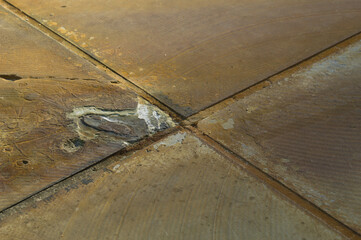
[[7, 0, 361, 116], [198, 39, 361, 233], [0, 132, 345, 239], [0, 5, 173, 211]]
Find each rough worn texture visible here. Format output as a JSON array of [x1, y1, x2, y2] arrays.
[[0, 6, 110, 81], [7, 0, 361, 116], [0, 132, 345, 240], [198, 40, 361, 233], [0, 77, 173, 211], [0, 5, 174, 211]]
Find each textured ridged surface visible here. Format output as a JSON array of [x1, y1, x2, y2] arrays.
[[7, 0, 361, 116], [0, 132, 345, 240], [198, 40, 361, 233], [0, 5, 173, 211]]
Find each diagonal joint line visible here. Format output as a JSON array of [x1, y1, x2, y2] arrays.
[[0, 0, 183, 122]]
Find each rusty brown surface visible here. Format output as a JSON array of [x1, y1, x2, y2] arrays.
[[0, 132, 346, 240], [198, 40, 361, 233], [0, 5, 174, 211], [0, 6, 111, 81], [6, 0, 361, 116]]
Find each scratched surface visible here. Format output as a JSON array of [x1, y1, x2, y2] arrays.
[[198, 40, 361, 233], [0, 5, 173, 211], [0, 132, 345, 240], [7, 0, 361, 116]]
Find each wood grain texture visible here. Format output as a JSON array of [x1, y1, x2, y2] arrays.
[[0, 132, 345, 240], [198, 40, 361, 233], [0, 5, 174, 211], [7, 0, 361, 116]]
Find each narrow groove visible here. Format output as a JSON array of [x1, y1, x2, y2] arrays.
[[186, 126, 361, 239], [185, 31, 361, 123]]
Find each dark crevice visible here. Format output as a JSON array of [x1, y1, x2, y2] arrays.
[[69, 138, 85, 148], [27, 75, 97, 81], [0, 74, 22, 81], [0, 74, 99, 81]]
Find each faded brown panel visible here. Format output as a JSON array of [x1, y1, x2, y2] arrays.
[[0, 6, 174, 211], [0, 132, 344, 240], [198, 40, 361, 233], [7, 0, 361, 116]]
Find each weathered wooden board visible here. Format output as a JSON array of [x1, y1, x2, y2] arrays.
[[8, 0, 361, 116], [198, 40, 361, 233], [0, 6, 173, 211], [0, 132, 345, 240]]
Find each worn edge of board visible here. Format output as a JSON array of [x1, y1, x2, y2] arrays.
[[0, 125, 358, 240], [185, 126, 361, 240], [0, 124, 182, 216], [184, 32, 361, 125]]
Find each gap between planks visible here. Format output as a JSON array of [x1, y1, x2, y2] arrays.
[[185, 126, 361, 240]]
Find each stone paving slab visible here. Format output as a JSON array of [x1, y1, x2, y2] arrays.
[[0, 5, 174, 211], [0, 131, 346, 240], [198, 40, 361, 233], [7, 0, 361, 116]]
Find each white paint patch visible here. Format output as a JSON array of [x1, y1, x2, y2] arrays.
[[153, 132, 187, 150], [137, 103, 154, 131], [136, 98, 175, 133], [112, 164, 121, 173], [222, 118, 234, 130]]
